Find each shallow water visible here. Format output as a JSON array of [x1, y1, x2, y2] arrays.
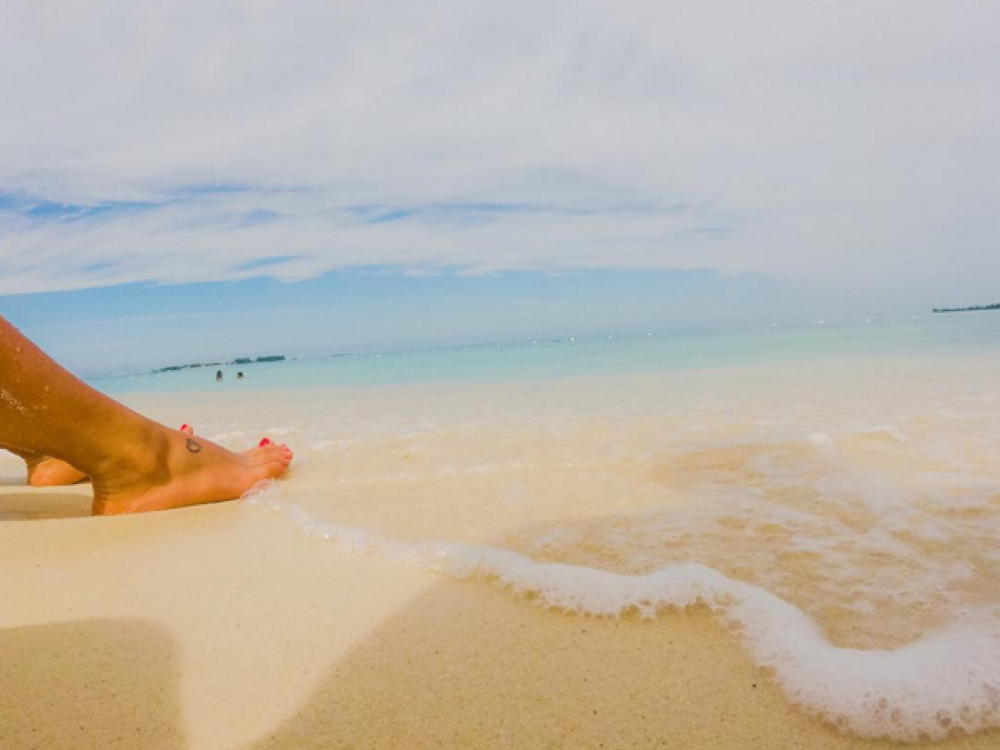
[[96, 312, 1000, 394], [92, 314, 1000, 739]]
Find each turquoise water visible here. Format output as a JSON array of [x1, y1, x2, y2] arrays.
[[83, 308, 1000, 740], [95, 312, 1000, 395]]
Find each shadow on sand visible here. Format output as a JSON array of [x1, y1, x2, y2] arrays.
[[5, 521, 1000, 749], [0, 489, 91, 520], [2, 597, 772, 750], [7, 585, 1000, 749], [0, 619, 188, 750]]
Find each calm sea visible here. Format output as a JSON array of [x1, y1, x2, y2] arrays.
[[90, 311, 1000, 741]]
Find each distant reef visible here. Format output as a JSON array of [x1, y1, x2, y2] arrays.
[[154, 355, 286, 373], [932, 304, 1000, 314]]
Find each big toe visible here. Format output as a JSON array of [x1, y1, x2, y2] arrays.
[[251, 457, 291, 483], [249, 444, 293, 467]]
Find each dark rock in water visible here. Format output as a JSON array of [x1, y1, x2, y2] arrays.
[[153, 354, 286, 374], [933, 303, 1000, 314]]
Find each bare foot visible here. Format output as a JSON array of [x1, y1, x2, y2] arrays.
[[5, 446, 89, 487], [26, 455, 89, 487], [22, 423, 198, 488], [92, 425, 293, 516]]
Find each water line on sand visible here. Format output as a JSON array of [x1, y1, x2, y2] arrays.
[[244, 483, 1000, 743]]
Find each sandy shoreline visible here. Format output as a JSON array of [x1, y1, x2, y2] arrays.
[[0, 485, 996, 749]]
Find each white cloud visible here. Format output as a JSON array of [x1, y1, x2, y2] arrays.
[[1, 0, 998, 301]]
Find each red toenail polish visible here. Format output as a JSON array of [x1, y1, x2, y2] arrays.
[[180, 424, 188, 431], [260, 438, 272, 447]]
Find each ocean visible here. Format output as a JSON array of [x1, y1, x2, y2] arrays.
[[98, 312, 1000, 740]]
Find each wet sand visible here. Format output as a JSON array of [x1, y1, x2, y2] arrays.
[[1, 485, 997, 750]]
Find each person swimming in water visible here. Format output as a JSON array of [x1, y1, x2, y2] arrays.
[[237, 372, 244, 380], [216, 370, 223, 382], [0, 315, 293, 515]]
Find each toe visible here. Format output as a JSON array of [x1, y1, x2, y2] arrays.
[[255, 459, 290, 481], [258, 445, 292, 465], [180, 424, 194, 436]]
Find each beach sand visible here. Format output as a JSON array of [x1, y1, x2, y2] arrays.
[[2, 486, 997, 750]]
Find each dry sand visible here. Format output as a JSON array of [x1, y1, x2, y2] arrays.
[[1, 486, 997, 750]]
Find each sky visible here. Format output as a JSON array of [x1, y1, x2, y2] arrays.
[[1, 0, 998, 372]]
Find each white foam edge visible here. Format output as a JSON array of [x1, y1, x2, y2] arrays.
[[241, 482, 1000, 742]]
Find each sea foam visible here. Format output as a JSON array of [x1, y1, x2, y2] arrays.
[[244, 483, 1000, 742]]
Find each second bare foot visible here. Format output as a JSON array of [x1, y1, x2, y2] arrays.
[[26, 455, 89, 487]]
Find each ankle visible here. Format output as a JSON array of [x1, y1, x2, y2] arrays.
[[91, 420, 172, 488]]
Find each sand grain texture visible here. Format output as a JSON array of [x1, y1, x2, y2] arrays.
[[0, 485, 997, 750]]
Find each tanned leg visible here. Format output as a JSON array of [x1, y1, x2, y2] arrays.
[[0, 316, 293, 515], [15, 425, 199, 488]]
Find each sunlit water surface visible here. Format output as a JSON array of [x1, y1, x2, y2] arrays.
[[85, 314, 1000, 740]]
